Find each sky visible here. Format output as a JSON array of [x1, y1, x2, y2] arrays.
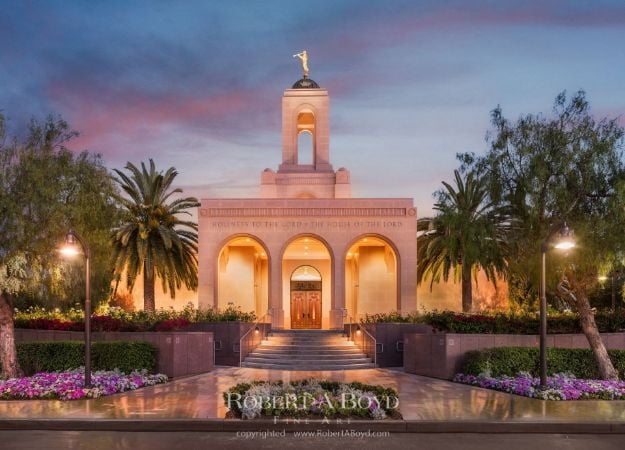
[[1, 0, 625, 216]]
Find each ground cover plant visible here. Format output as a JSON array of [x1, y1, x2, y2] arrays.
[[454, 372, 625, 400], [224, 380, 400, 420], [0, 368, 168, 400]]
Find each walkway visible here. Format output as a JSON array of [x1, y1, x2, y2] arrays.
[[1, 367, 624, 423]]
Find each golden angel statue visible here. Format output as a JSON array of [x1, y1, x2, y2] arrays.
[[293, 50, 309, 78]]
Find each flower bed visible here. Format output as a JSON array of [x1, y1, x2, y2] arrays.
[[454, 373, 625, 400], [14, 304, 255, 332], [224, 380, 400, 420], [0, 369, 168, 400]]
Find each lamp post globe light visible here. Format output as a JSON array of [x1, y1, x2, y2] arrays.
[[59, 229, 92, 388], [539, 222, 576, 388]]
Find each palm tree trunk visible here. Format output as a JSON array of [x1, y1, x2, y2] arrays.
[[0, 292, 21, 379], [461, 265, 472, 313], [576, 289, 618, 380], [143, 266, 156, 312]]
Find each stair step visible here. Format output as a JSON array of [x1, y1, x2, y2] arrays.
[[266, 342, 349, 344], [266, 338, 349, 341], [248, 350, 366, 361], [245, 357, 371, 364], [242, 362, 376, 370], [250, 348, 366, 354], [252, 351, 364, 357], [247, 353, 370, 361], [265, 337, 350, 344], [242, 330, 371, 370], [270, 330, 343, 334], [256, 344, 355, 348]]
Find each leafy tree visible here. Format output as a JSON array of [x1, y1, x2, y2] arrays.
[[459, 91, 625, 379], [0, 113, 119, 378], [417, 170, 511, 312], [111, 160, 199, 312]]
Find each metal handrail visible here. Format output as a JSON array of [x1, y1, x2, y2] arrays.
[[239, 311, 271, 367], [341, 309, 348, 336], [347, 316, 377, 366]]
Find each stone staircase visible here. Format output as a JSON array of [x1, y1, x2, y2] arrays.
[[241, 330, 375, 370]]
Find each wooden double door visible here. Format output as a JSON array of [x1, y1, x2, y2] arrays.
[[290, 290, 322, 329]]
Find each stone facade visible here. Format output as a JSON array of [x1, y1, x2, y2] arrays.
[[417, 270, 508, 312], [197, 77, 417, 329]]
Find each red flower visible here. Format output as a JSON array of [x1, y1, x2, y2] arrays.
[[154, 318, 190, 332]]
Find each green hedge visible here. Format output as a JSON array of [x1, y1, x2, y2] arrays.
[[461, 347, 625, 379], [7, 341, 157, 375], [361, 310, 625, 334]]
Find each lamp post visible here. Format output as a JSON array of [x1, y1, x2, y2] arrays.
[[539, 222, 575, 388], [60, 229, 92, 388], [599, 271, 623, 312]]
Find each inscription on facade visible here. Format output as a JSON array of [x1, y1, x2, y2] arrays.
[[200, 207, 409, 217], [209, 220, 404, 230]]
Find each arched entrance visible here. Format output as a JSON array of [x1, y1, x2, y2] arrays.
[[217, 235, 269, 317], [345, 235, 399, 319], [282, 236, 331, 329], [290, 265, 322, 329]]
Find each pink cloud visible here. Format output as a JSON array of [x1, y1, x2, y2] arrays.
[[46, 80, 270, 155]]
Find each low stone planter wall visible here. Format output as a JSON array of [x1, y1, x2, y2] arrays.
[[185, 321, 271, 366], [14, 329, 214, 378], [344, 323, 433, 367], [404, 332, 625, 379]]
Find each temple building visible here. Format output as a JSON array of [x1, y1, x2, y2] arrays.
[[119, 66, 507, 316], [197, 74, 418, 329]]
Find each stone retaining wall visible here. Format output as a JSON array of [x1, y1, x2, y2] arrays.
[[14, 329, 214, 378], [344, 323, 433, 367], [186, 321, 271, 366], [404, 332, 625, 379]]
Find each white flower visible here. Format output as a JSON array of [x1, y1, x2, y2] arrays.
[[371, 407, 387, 420]]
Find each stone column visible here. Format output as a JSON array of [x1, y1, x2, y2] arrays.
[[197, 212, 216, 310], [330, 252, 346, 329], [268, 251, 284, 328], [400, 236, 418, 314]]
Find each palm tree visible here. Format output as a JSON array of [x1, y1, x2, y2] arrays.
[[111, 160, 199, 311], [417, 170, 511, 312]]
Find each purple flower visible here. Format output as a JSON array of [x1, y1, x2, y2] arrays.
[[0, 369, 168, 401], [454, 372, 625, 401]]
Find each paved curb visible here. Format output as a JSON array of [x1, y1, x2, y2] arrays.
[[0, 419, 624, 434]]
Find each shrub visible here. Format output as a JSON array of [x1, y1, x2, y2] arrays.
[[154, 318, 191, 331], [361, 312, 418, 323], [14, 318, 81, 331], [7, 341, 157, 375], [359, 309, 625, 334], [461, 347, 625, 379], [13, 304, 256, 332]]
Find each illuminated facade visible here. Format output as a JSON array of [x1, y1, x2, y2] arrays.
[[197, 75, 417, 329]]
